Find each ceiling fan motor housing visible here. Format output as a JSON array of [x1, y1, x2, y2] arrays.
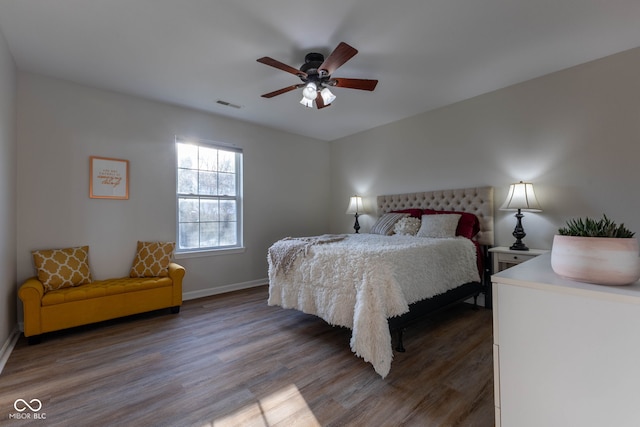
[[300, 53, 331, 85]]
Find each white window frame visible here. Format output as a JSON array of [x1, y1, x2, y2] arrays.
[[175, 137, 243, 255]]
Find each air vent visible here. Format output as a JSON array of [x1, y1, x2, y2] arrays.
[[216, 100, 242, 109]]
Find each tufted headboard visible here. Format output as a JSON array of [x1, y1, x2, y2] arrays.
[[377, 186, 494, 246]]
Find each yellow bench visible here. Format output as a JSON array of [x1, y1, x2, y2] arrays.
[[19, 262, 184, 343]]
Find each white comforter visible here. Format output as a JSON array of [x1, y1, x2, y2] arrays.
[[267, 234, 480, 378]]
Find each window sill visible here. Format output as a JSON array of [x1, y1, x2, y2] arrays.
[[175, 247, 246, 259]]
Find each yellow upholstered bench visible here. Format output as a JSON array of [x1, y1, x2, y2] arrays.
[[19, 262, 185, 344]]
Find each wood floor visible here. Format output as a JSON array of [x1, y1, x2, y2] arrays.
[[1, 286, 495, 427]]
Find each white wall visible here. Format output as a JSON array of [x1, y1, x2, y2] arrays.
[[330, 47, 640, 251], [16, 73, 330, 298], [0, 28, 17, 349]]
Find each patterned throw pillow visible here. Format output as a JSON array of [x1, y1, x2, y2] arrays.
[[32, 246, 92, 292], [130, 241, 175, 278], [394, 217, 422, 236], [370, 213, 409, 235]]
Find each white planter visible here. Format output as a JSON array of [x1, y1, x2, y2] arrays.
[[551, 235, 640, 286]]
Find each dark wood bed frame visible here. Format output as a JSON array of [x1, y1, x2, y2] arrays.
[[377, 187, 494, 353]]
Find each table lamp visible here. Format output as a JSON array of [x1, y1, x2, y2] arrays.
[[346, 195, 364, 233], [500, 181, 542, 251]]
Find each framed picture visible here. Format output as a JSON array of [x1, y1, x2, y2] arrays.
[[89, 156, 129, 199]]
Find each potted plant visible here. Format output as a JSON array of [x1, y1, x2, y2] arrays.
[[551, 215, 640, 285]]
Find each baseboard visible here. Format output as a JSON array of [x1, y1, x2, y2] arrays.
[[182, 278, 267, 301], [0, 327, 21, 375]]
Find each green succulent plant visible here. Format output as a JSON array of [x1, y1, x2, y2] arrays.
[[557, 214, 635, 238]]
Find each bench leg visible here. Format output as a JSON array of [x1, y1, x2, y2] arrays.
[[170, 306, 180, 314], [27, 335, 42, 345]]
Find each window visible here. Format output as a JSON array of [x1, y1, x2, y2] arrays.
[[176, 138, 243, 253]]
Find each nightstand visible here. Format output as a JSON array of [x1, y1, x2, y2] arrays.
[[489, 246, 549, 273]]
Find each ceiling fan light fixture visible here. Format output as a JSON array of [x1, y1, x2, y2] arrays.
[[258, 42, 378, 109], [302, 82, 317, 100], [300, 97, 314, 108], [320, 87, 336, 104]]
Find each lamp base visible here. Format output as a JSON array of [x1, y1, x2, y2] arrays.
[[510, 209, 530, 251], [509, 241, 530, 251], [353, 213, 360, 234]]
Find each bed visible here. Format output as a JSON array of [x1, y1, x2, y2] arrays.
[[267, 186, 494, 377]]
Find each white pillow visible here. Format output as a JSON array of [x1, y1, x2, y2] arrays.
[[416, 214, 461, 238], [370, 213, 409, 235], [394, 217, 421, 236]]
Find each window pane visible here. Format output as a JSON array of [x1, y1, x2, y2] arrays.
[[200, 222, 218, 247], [179, 222, 199, 249], [199, 171, 218, 195], [177, 169, 198, 194], [178, 198, 199, 222], [219, 200, 236, 221], [199, 146, 217, 172], [218, 150, 235, 173], [177, 143, 198, 169], [220, 221, 237, 246], [200, 199, 218, 222], [218, 173, 236, 196]]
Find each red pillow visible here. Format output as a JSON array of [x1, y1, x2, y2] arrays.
[[422, 209, 480, 239], [391, 209, 423, 218]]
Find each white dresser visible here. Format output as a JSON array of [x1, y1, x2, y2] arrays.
[[492, 253, 640, 427]]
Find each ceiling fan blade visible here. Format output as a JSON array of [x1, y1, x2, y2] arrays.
[[257, 57, 307, 78], [261, 84, 303, 98], [319, 42, 358, 76], [315, 92, 330, 109], [332, 77, 378, 91]]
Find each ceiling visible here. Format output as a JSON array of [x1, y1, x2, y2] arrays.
[[1, 1, 640, 141]]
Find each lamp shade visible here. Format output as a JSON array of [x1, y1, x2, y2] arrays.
[[320, 87, 336, 104], [346, 196, 364, 214], [500, 181, 542, 212], [302, 82, 317, 100], [299, 97, 313, 108]]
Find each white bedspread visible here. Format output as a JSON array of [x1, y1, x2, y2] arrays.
[[267, 234, 480, 378]]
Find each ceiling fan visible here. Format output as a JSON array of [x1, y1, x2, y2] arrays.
[[257, 42, 378, 109]]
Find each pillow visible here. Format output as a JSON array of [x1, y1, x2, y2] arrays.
[[130, 241, 176, 278], [32, 246, 92, 292], [416, 214, 461, 238], [394, 217, 422, 236], [370, 213, 409, 235], [423, 209, 481, 239]]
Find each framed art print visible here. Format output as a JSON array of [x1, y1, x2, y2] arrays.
[[89, 156, 129, 199]]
